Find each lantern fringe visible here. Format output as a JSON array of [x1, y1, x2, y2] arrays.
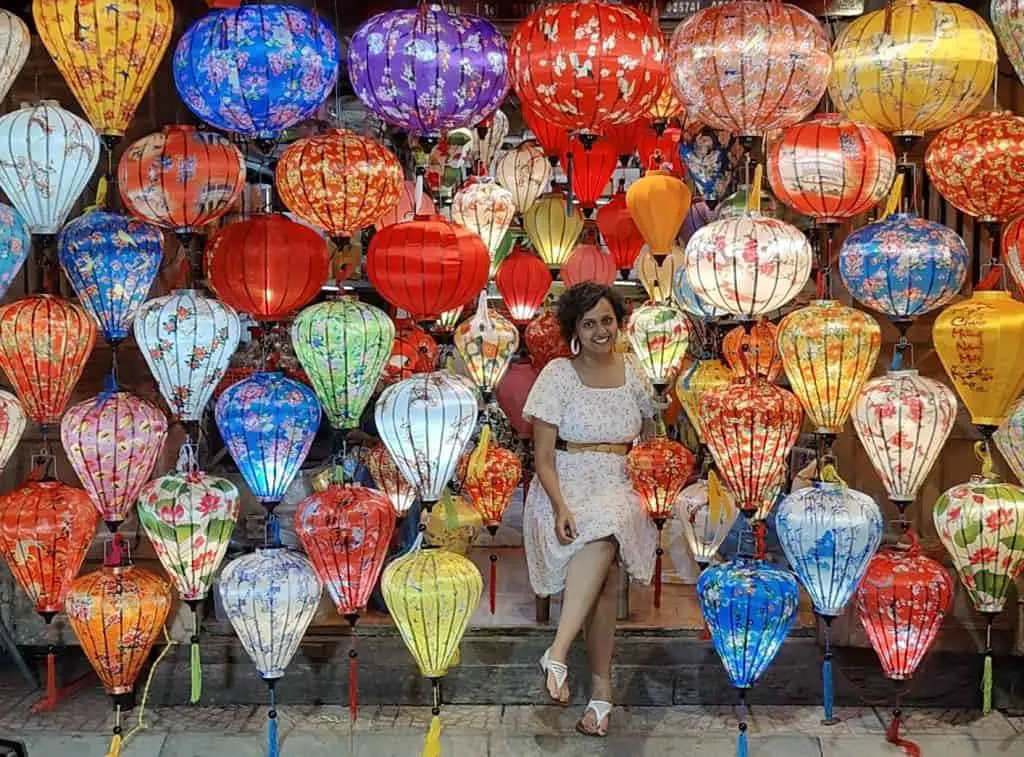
[[982, 653, 993, 715], [422, 714, 442, 757], [190, 639, 202, 704], [267, 686, 279, 757], [885, 709, 920, 757], [489, 553, 497, 615], [349, 648, 359, 722], [105, 705, 122, 757], [822, 657, 834, 723], [654, 547, 663, 609], [883, 174, 904, 219], [44, 649, 56, 707], [736, 725, 747, 757]]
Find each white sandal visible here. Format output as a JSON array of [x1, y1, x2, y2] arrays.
[[539, 647, 569, 704], [575, 699, 612, 737]]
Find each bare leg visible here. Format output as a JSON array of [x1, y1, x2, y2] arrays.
[[580, 564, 618, 734]]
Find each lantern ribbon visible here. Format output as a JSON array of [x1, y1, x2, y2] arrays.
[[822, 618, 836, 725], [736, 691, 749, 757], [83, 176, 109, 215], [423, 679, 443, 757], [267, 683, 279, 757], [885, 705, 920, 757], [882, 174, 905, 220], [190, 607, 202, 704]]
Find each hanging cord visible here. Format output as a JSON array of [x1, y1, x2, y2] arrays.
[[654, 520, 665, 609], [112, 627, 176, 753], [105, 704, 123, 757]]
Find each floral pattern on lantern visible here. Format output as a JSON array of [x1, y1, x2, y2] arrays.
[[525, 311, 571, 372], [626, 303, 692, 392], [627, 437, 696, 524], [996, 397, 1024, 484], [0, 10, 29, 104], [722, 322, 783, 382], [994, 0, 1024, 89], [0, 390, 24, 472], [366, 443, 417, 516], [451, 179, 517, 268], [680, 129, 741, 202], [677, 475, 737, 566], [523, 194, 584, 272], [0, 204, 29, 300], [384, 322, 439, 385], [676, 358, 732, 442], [494, 141, 551, 216], [453, 293, 519, 401], [460, 441, 521, 531]]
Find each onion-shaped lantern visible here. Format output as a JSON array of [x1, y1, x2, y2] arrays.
[[560, 140, 618, 215], [597, 192, 645, 278], [374, 372, 479, 509], [525, 312, 572, 372], [349, 5, 508, 143], [134, 290, 241, 422], [523, 194, 585, 275], [626, 171, 691, 258], [722, 322, 783, 382], [829, 0, 996, 138], [562, 244, 616, 288], [495, 247, 552, 325], [0, 10, 29, 103], [58, 212, 162, 344], [451, 179, 517, 269], [0, 203, 30, 300], [34, 0, 173, 141], [626, 303, 692, 395], [777, 301, 881, 436], [672, 263, 727, 320], [453, 293, 519, 402], [677, 475, 737, 568], [670, 1, 831, 136], [174, 4, 339, 141], [366, 443, 417, 517], [291, 299, 395, 430], [675, 358, 732, 442], [0, 101, 100, 236], [0, 390, 24, 472], [494, 141, 551, 216], [384, 322, 439, 385], [685, 213, 813, 320], [0, 295, 96, 426]]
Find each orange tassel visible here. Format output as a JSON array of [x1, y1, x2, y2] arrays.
[[654, 547, 663, 609], [886, 710, 920, 757], [489, 554, 497, 615], [348, 649, 358, 722], [45, 650, 56, 707]]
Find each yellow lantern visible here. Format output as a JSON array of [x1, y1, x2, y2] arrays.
[[626, 171, 691, 257], [829, 0, 997, 139], [34, 0, 174, 140], [523, 193, 584, 274], [626, 302, 692, 394], [675, 358, 732, 442], [933, 290, 1024, 430], [637, 246, 684, 304], [777, 300, 881, 436]]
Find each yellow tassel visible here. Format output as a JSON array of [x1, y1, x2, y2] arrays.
[[105, 733, 121, 757], [747, 164, 763, 212], [883, 174, 904, 219], [974, 441, 997, 480], [466, 425, 491, 481], [819, 462, 847, 487], [421, 714, 442, 757], [84, 175, 109, 214]]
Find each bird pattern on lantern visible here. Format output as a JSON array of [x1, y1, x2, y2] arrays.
[[626, 303, 692, 394], [0, 203, 30, 301], [680, 129, 741, 202], [453, 293, 519, 402]]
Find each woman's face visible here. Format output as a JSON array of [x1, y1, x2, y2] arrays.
[[575, 298, 618, 357]]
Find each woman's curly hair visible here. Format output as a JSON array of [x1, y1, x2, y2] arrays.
[[555, 282, 626, 345]]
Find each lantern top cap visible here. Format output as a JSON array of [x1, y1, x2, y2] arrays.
[[971, 290, 1014, 301], [164, 124, 197, 133], [887, 368, 920, 378], [20, 99, 60, 110]]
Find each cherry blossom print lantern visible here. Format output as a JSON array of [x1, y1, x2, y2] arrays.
[[626, 171, 692, 258], [173, 4, 340, 142], [525, 311, 572, 371], [597, 193, 646, 278], [562, 244, 616, 288], [993, 0, 1024, 88], [0, 204, 30, 300], [375, 372, 479, 510], [366, 443, 417, 516], [118, 126, 246, 235], [494, 141, 551, 216], [451, 179, 517, 269], [58, 212, 163, 345], [722, 322, 783, 382], [684, 213, 813, 320], [0, 10, 29, 104], [0, 295, 96, 426], [677, 475, 738, 567], [453, 293, 519, 402], [134, 290, 241, 422], [0, 101, 99, 236], [0, 390, 24, 472], [626, 303, 692, 395], [348, 4, 509, 144], [495, 247, 552, 325], [523, 194, 585, 274], [508, 0, 666, 137], [670, 1, 831, 136]]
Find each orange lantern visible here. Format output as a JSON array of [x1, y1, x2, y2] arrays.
[[596, 192, 646, 278], [722, 322, 783, 382], [495, 247, 552, 325], [383, 322, 439, 385], [646, 83, 686, 132], [675, 358, 732, 442], [626, 170, 691, 257], [561, 244, 616, 288]]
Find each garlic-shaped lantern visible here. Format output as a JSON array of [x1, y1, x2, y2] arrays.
[[625, 302, 692, 395], [453, 292, 519, 402]]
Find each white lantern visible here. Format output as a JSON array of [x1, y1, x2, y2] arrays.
[[133, 290, 241, 422], [676, 475, 737, 567], [684, 212, 812, 319], [494, 141, 551, 215], [996, 396, 1024, 483], [0, 101, 100, 235], [474, 109, 509, 172], [0, 389, 25, 473], [451, 179, 516, 270], [0, 11, 30, 103], [626, 302, 692, 393]]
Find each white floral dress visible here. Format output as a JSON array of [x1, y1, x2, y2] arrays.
[[522, 356, 658, 596]]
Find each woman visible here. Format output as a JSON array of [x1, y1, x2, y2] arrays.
[[521, 283, 658, 737]]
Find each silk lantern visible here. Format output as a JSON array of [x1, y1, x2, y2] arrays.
[[34, 0, 173, 141], [217, 548, 323, 755], [0, 101, 100, 236], [560, 140, 618, 214], [597, 192, 645, 278], [384, 322, 439, 385], [670, 1, 831, 136], [453, 293, 519, 402], [451, 179, 517, 268], [495, 247, 552, 325], [0, 204, 28, 302], [638, 123, 686, 175], [0, 10, 29, 104], [58, 212, 162, 344], [637, 247, 684, 305], [61, 392, 167, 532], [494, 141, 551, 216], [672, 263, 727, 320], [680, 129, 740, 202], [475, 109, 509, 171], [134, 290, 241, 422], [626, 303, 692, 395], [562, 244, 616, 288], [996, 397, 1024, 484], [601, 120, 640, 167], [374, 180, 437, 231], [722, 322, 783, 382], [829, 0, 996, 139], [523, 194, 585, 274], [291, 299, 395, 430], [521, 102, 572, 166], [777, 301, 881, 436], [525, 311, 572, 371], [375, 372, 478, 510], [0, 295, 96, 426], [0, 390, 24, 472], [676, 358, 732, 442], [174, 4, 339, 141], [678, 474, 738, 567], [365, 443, 417, 517], [626, 171, 691, 258], [994, 0, 1024, 89]]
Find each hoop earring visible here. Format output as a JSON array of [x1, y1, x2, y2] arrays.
[[570, 336, 580, 356]]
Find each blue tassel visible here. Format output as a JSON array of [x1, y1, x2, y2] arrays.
[[267, 712, 278, 757], [823, 657, 834, 723], [736, 726, 748, 757]]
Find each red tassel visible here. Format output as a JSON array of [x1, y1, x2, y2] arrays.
[[348, 650, 358, 722], [885, 712, 920, 757], [654, 548, 663, 609], [700, 624, 711, 641], [753, 523, 767, 561], [489, 554, 497, 615], [45, 651, 56, 707]]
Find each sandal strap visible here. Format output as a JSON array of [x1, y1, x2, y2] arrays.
[[542, 649, 569, 688], [585, 699, 612, 722]]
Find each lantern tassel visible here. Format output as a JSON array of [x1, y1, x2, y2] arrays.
[[267, 686, 279, 757], [736, 693, 749, 757], [654, 546, 663, 609], [349, 648, 359, 722], [489, 553, 497, 614], [886, 709, 920, 757], [190, 640, 202, 704], [822, 657, 834, 723], [106, 705, 122, 757], [422, 715, 442, 757], [882, 174, 904, 219], [983, 652, 993, 715]]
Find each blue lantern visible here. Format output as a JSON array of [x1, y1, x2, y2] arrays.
[[839, 213, 968, 324], [775, 480, 883, 723], [58, 211, 162, 344], [679, 128, 740, 203], [698, 558, 799, 756], [0, 203, 29, 301], [173, 5, 340, 141]]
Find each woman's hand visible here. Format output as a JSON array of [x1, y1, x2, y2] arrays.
[[554, 506, 577, 545]]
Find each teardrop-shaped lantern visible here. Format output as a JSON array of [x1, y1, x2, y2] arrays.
[[721, 322, 782, 382], [994, 0, 1024, 88], [475, 109, 509, 171], [677, 474, 737, 567], [637, 248, 684, 305], [626, 303, 692, 394], [0, 295, 96, 426], [0, 204, 30, 301], [523, 194, 585, 275], [134, 290, 241, 422], [291, 299, 395, 430], [374, 181, 438, 231], [494, 141, 551, 216], [495, 247, 552, 325], [560, 140, 618, 216], [0, 101, 100, 236], [375, 372, 479, 509], [597, 192, 646, 278], [452, 179, 517, 268], [561, 244, 616, 288], [680, 128, 739, 202], [365, 443, 417, 517], [453, 293, 519, 402], [0, 10, 29, 103], [626, 171, 691, 257], [675, 358, 732, 442]]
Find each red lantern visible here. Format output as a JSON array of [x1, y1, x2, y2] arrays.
[[561, 244, 616, 288], [383, 322, 439, 384], [559, 140, 618, 214], [0, 295, 96, 426], [367, 215, 490, 321], [637, 126, 685, 176], [602, 121, 643, 166], [722, 322, 783, 382], [525, 311, 571, 371], [597, 192, 646, 277], [522, 102, 571, 166], [205, 214, 329, 320], [496, 361, 539, 439], [495, 247, 552, 325]]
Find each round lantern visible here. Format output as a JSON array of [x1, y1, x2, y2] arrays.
[[0, 10, 29, 104], [495, 247, 552, 325], [494, 141, 552, 216], [0, 203, 30, 301], [829, 0, 996, 138], [670, 1, 831, 136], [174, 4, 339, 141], [365, 443, 417, 517], [0, 101, 100, 236], [367, 216, 490, 321], [0, 390, 24, 472], [839, 213, 968, 324], [383, 322, 439, 385], [134, 290, 241, 422], [626, 303, 692, 394], [994, 0, 1024, 89], [523, 194, 585, 274], [291, 299, 395, 431], [676, 358, 732, 442], [205, 215, 329, 321], [768, 115, 896, 223], [525, 311, 572, 372], [58, 212, 163, 344], [560, 140, 618, 214], [626, 171, 691, 258], [597, 193, 645, 278], [375, 372, 479, 509], [508, 0, 665, 136], [924, 111, 1024, 223], [35, 0, 173, 140], [934, 291, 1024, 430], [722, 322, 783, 382], [348, 5, 508, 142], [677, 475, 738, 567], [453, 293, 519, 402], [777, 301, 881, 436], [451, 179, 517, 267], [680, 129, 740, 202], [276, 129, 403, 241], [685, 213, 813, 320], [561, 244, 616, 288], [672, 263, 727, 320], [0, 295, 96, 426], [118, 126, 245, 235]]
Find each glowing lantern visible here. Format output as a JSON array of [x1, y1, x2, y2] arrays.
[[646, 84, 685, 130], [560, 140, 618, 214], [768, 115, 896, 223], [829, 0, 996, 138], [777, 301, 881, 436], [675, 358, 732, 442], [670, 1, 831, 135], [495, 247, 552, 325], [597, 193, 645, 278], [291, 299, 395, 430], [626, 303, 691, 394], [525, 312, 572, 372], [134, 290, 241, 422], [0, 203, 30, 301], [722, 322, 782, 382], [0, 10, 29, 103], [672, 263, 727, 320], [453, 293, 519, 402], [523, 194, 585, 274], [174, 4, 339, 141], [375, 372, 479, 509], [58, 212, 162, 344], [451, 179, 517, 268], [626, 171, 691, 257], [561, 244, 616, 288], [994, 0, 1024, 88], [375, 181, 437, 230], [637, 247, 685, 304], [367, 216, 490, 321], [684, 213, 813, 320], [383, 323, 439, 385], [365, 443, 416, 517], [494, 141, 552, 216], [0, 295, 95, 425], [0, 101, 100, 236], [475, 109, 509, 171], [677, 474, 737, 567]]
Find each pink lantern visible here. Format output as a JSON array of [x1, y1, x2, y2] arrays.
[[561, 244, 616, 287], [374, 180, 436, 230]]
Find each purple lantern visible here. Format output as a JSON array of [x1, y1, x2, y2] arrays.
[[347, 4, 509, 144]]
